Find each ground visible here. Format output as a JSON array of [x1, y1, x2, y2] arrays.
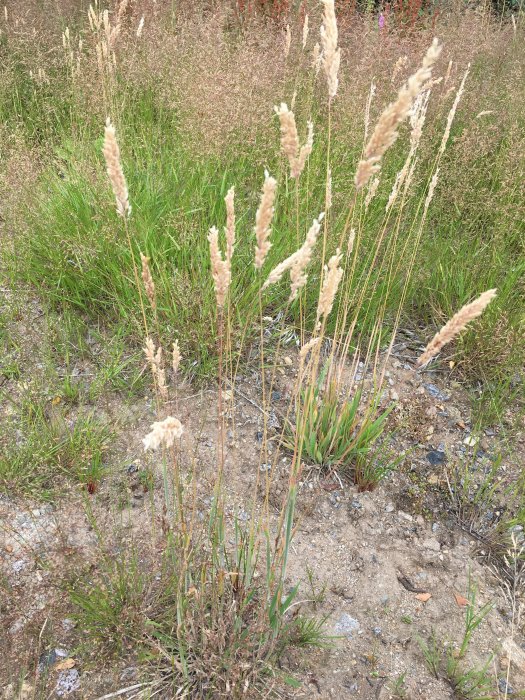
[[1, 297, 524, 699]]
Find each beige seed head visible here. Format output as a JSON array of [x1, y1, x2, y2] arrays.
[[300, 337, 321, 359], [439, 64, 469, 157], [302, 13, 309, 48], [417, 289, 497, 366], [224, 186, 235, 264], [102, 119, 131, 217], [263, 214, 322, 295], [289, 215, 322, 301], [317, 249, 343, 324], [326, 167, 332, 210], [140, 253, 156, 310], [172, 341, 181, 376], [143, 416, 183, 451], [275, 104, 314, 179], [254, 172, 277, 270], [312, 42, 321, 74], [355, 39, 441, 190], [347, 228, 356, 255], [208, 226, 231, 307], [144, 337, 156, 370], [320, 0, 340, 99], [284, 24, 292, 58]]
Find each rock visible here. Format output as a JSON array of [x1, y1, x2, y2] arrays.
[[464, 435, 479, 448], [334, 613, 360, 639], [426, 450, 445, 466], [55, 669, 80, 696], [385, 503, 395, 513], [424, 383, 450, 401], [9, 617, 25, 635], [422, 538, 441, 552], [120, 667, 137, 681], [398, 511, 413, 522], [498, 679, 515, 694]]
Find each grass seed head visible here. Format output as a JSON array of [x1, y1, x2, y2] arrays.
[[355, 38, 441, 190], [102, 119, 131, 217], [254, 172, 277, 270], [320, 0, 340, 99], [208, 226, 231, 308], [317, 249, 343, 325], [143, 416, 183, 451], [417, 289, 497, 366], [140, 253, 156, 310], [224, 186, 235, 264]]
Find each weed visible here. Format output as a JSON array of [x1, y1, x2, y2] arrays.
[[418, 577, 494, 699]]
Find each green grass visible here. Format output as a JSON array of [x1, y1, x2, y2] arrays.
[[0, 395, 112, 499]]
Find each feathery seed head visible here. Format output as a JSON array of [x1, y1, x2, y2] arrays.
[[417, 289, 497, 366], [320, 0, 340, 98], [317, 249, 343, 324], [355, 39, 441, 190], [302, 13, 309, 48], [224, 186, 236, 264], [143, 416, 183, 451], [102, 119, 131, 217], [254, 172, 277, 270], [208, 226, 231, 307], [275, 104, 314, 179], [140, 253, 156, 310]]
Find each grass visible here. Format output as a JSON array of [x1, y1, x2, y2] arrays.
[[0, 1, 524, 697], [417, 577, 495, 699]]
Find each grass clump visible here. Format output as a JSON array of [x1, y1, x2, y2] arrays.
[[0, 399, 111, 499]]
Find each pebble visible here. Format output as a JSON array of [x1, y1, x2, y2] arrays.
[[424, 383, 450, 401], [422, 538, 441, 552], [426, 450, 445, 466], [55, 669, 80, 696], [334, 613, 360, 639], [464, 435, 479, 447], [498, 679, 514, 694], [385, 503, 395, 513], [398, 511, 413, 522]]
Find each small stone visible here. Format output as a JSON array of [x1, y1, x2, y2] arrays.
[[498, 679, 514, 695], [372, 626, 382, 636], [9, 618, 25, 635], [334, 613, 360, 639], [284, 357, 293, 366], [255, 431, 263, 443], [424, 383, 450, 401], [120, 667, 137, 681], [271, 391, 281, 401], [385, 504, 395, 513], [55, 669, 80, 696], [426, 450, 445, 466], [398, 511, 413, 522], [422, 538, 441, 552], [464, 435, 479, 448]]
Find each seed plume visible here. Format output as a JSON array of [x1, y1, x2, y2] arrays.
[[317, 249, 344, 325], [254, 172, 277, 270], [102, 119, 131, 217], [417, 289, 497, 366], [208, 226, 231, 307], [275, 103, 314, 179], [140, 253, 156, 310], [224, 186, 235, 264], [320, 0, 340, 98], [355, 39, 441, 190], [143, 416, 184, 451]]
